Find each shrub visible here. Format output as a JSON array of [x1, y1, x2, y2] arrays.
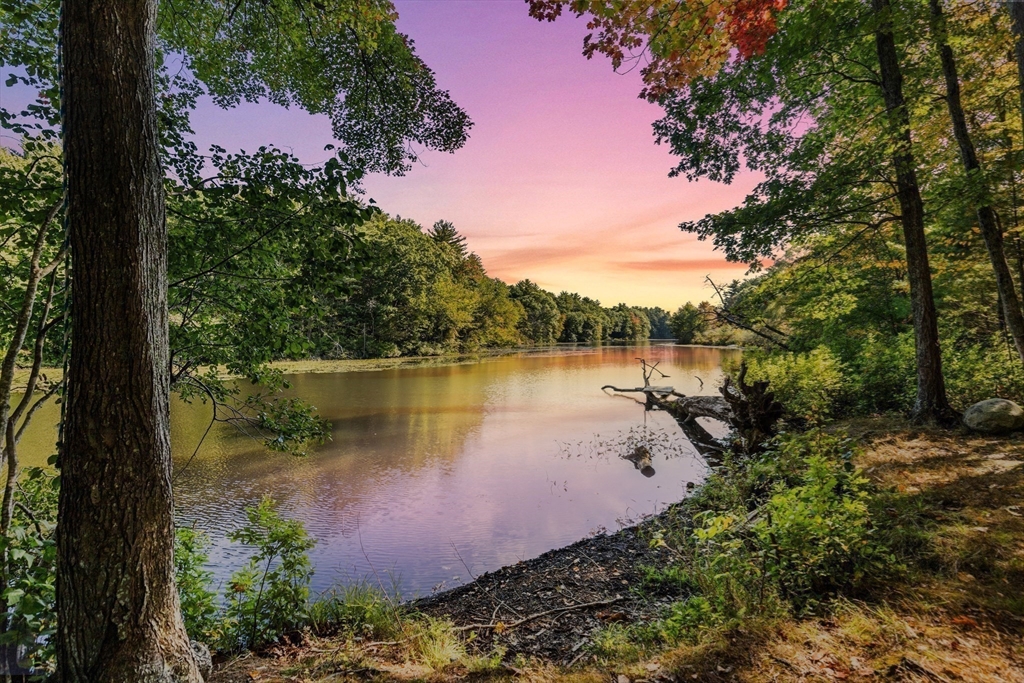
[[743, 347, 846, 422], [939, 335, 1024, 409], [845, 332, 915, 414], [220, 496, 316, 651], [840, 332, 1024, 414], [651, 430, 897, 640], [174, 527, 219, 642], [0, 467, 58, 675], [655, 596, 721, 645], [751, 440, 890, 608]]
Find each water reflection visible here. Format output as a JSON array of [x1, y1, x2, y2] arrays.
[[19, 344, 739, 597]]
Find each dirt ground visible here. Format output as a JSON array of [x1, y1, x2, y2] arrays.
[[211, 418, 1024, 682]]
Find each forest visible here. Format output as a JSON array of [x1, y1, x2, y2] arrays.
[[2, 0, 1024, 681]]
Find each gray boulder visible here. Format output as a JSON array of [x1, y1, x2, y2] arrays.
[[963, 398, 1024, 434], [191, 641, 213, 681]]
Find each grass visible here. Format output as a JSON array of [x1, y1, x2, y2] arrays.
[[210, 417, 1024, 682]]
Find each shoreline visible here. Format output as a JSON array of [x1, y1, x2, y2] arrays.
[[411, 504, 692, 664], [13, 342, 740, 387], [210, 418, 1024, 683]]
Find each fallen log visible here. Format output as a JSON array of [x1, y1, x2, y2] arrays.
[[663, 393, 732, 423], [602, 386, 731, 423], [603, 385, 729, 456], [604, 359, 784, 457]]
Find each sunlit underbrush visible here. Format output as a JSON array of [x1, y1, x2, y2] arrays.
[[589, 430, 903, 662]]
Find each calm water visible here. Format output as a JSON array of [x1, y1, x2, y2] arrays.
[[21, 344, 737, 598]]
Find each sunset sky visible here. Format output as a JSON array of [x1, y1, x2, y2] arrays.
[[184, 1, 760, 310], [1, 1, 760, 310]]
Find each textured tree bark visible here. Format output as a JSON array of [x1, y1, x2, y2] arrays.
[[871, 0, 957, 425], [1009, 2, 1024, 145], [931, 0, 1024, 365], [57, 0, 202, 680]]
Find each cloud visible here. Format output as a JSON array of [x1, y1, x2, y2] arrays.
[[485, 244, 587, 274], [615, 259, 750, 272]]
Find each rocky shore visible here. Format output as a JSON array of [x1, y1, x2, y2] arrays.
[[413, 508, 690, 664]]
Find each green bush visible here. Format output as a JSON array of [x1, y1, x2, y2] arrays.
[[655, 596, 721, 645], [840, 332, 1024, 414], [751, 441, 890, 608], [220, 496, 316, 651], [844, 332, 916, 414], [939, 335, 1024, 409], [0, 467, 58, 676], [646, 430, 898, 644], [174, 527, 219, 642], [744, 347, 847, 422]]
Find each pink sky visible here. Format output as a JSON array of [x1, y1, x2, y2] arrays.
[[0, 1, 760, 310], [374, 1, 761, 310], [188, 1, 759, 309]]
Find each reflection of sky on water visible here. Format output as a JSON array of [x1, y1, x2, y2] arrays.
[[19, 344, 739, 598]]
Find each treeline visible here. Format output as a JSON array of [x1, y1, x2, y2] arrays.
[[295, 213, 689, 358]]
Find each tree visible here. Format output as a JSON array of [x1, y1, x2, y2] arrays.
[[670, 302, 706, 343], [869, 0, 955, 424], [555, 292, 608, 342], [44, 0, 474, 678], [510, 280, 562, 344], [929, 0, 1024, 365], [1007, 1, 1024, 146], [428, 219, 469, 260], [57, 0, 202, 679], [551, 0, 958, 423], [607, 303, 652, 340], [158, 0, 471, 175], [640, 306, 672, 338], [528, 0, 788, 100]]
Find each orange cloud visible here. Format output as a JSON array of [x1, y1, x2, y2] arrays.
[[615, 259, 750, 272], [485, 245, 584, 275]]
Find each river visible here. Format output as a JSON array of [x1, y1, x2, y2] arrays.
[[19, 343, 737, 599]]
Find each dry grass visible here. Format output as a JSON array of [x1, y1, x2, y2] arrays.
[[210, 418, 1024, 682]]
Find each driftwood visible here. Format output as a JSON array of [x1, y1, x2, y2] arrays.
[[603, 384, 729, 457], [718, 364, 784, 454], [625, 445, 655, 477], [664, 393, 732, 423], [603, 360, 784, 458]]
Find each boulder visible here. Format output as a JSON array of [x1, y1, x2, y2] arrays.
[[963, 398, 1024, 434]]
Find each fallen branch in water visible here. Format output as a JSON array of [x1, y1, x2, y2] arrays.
[[601, 385, 673, 394], [453, 595, 623, 632]]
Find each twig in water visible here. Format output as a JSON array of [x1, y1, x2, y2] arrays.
[[450, 539, 476, 580], [356, 518, 401, 623]]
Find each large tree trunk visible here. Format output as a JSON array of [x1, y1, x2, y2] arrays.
[[57, 0, 202, 680], [931, 0, 1024, 364], [871, 0, 957, 425]]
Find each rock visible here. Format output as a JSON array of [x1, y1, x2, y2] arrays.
[[191, 641, 213, 681], [963, 398, 1024, 434]]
